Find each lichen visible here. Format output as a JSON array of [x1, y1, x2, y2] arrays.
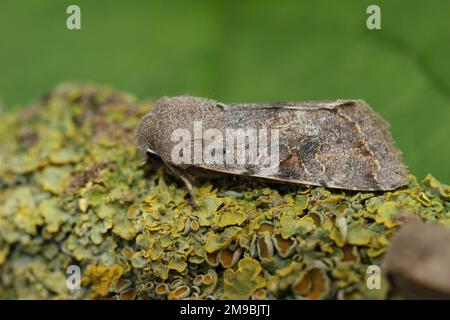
[[82, 264, 124, 298], [0, 83, 449, 300], [223, 258, 265, 299]]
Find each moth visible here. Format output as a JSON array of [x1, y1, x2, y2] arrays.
[[136, 96, 409, 204]]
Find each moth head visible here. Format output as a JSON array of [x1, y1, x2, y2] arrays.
[[135, 110, 159, 160]]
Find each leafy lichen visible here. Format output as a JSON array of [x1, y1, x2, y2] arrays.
[[0, 83, 449, 299]]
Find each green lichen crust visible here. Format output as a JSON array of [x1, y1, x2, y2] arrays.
[[0, 83, 449, 299]]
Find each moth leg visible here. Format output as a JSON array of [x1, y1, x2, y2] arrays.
[[164, 163, 198, 207], [178, 174, 198, 208]]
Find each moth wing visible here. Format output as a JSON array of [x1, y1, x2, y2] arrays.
[[219, 99, 356, 111], [196, 100, 408, 191]]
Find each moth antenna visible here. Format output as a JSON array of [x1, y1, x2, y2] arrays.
[[146, 147, 159, 156]]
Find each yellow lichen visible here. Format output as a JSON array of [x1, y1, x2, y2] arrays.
[[81, 264, 124, 298], [223, 258, 266, 299]]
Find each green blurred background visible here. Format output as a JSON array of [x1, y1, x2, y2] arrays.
[[0, 0, 449, 182]]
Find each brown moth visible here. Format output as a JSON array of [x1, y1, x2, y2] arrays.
[[136, 96, 408, 202]]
